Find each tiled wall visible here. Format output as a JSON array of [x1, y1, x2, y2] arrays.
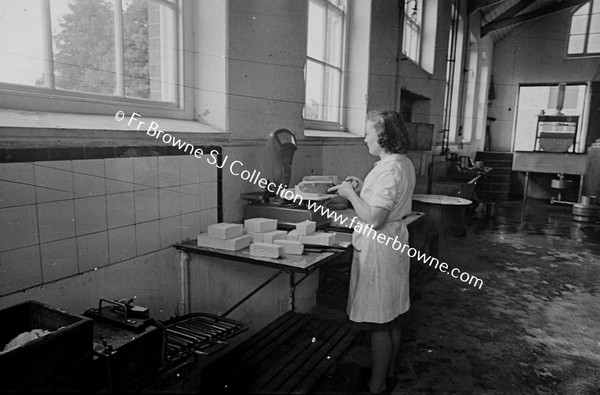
[[0, 153, 219, 296]]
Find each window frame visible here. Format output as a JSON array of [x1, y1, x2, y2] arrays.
[[566, 0, 600, 57], [402, 0, 423, 64], [304, 0, 349, 132], [0, 0, 194, 120]]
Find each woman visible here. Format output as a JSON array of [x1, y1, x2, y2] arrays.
[[329, 109, 415, 393]]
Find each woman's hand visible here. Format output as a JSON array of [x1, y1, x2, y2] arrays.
[[327, 180, 356, 199], [344, 176, 363, 194]]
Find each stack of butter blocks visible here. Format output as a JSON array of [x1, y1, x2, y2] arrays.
[[244, 217, 287, 258], [197, 223, 251, 251], [287, 220, 336, 246]]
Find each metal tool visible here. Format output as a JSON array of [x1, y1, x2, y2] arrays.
[[162, 313, 248, 363]]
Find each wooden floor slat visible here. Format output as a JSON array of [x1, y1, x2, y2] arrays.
[[262, 322, 340, 392], [201, 313, 357, 394], [294, 325, 358, 394], [251, 318, 329, 389], [279, 324, 355, 393]]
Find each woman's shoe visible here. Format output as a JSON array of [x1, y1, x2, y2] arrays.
[[385, 375, 397, 391], [360, 368, 397, 392]]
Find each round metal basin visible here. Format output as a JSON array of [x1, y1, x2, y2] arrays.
[[412, 194, 472, 237]]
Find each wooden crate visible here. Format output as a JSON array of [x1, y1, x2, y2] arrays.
[[0, 300, 93, 392]]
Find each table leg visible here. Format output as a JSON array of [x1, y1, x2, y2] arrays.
[[578, 175, 585, 203], [289, 273, 296, 312], [523, 172, 529, 205]]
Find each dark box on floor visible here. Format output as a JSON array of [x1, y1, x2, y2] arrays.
[[0, 300, 93, 391]]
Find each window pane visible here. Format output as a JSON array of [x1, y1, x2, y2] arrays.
[[307, 0, 325, 62], [325, 8, 343, 67], [568, 34, 585, 53], [123, 0, 177, 102], [575, 2, 590, 16], [587, 33, 600, 52], [593, 0, 600, 13], [404, 22, 419, 62], [590, 14, 600, 33], [52, 0, 116, 95], [0, 0, 45, 86], [571, 15, 589, 34], [305, 60, 325, 120], [324, 67, 341, 122]]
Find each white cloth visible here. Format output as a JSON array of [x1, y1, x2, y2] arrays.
[[348, 154, 415, 324]]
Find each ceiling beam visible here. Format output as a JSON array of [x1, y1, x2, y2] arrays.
[[490, 0, 536, 21], [481, 0, 589, 37], [469, 0, 507, 14]]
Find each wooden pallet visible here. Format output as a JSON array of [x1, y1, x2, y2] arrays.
[[200, 312, 357, 394]]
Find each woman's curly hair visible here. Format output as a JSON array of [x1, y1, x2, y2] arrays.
[[367, 109, 410, 154]]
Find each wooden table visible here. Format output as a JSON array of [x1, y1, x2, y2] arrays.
[[173, 242, 348, 316]]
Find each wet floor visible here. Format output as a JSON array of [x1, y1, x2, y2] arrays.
[[312, 200, 600, 394]]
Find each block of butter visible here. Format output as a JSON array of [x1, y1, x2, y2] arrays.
[[208, 223, 244, 239], [244, 230, 264, 243], [287, 230, 299, 241], [262, 230, 288, 244], [250, 242, 283, 258], [197, 233, 251, 251], [295, 220, 316, 236], [244, 217, 278, 233], [274, 239, 304, 255], [299, 232, 335, 246]]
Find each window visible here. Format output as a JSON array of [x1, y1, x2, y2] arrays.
[[0, 0, 188, 118], [402, 0, 422, 64], [567, 0, 600, 56], [442, 5, 465, 145], [304, 0, 348, 129], [513, 84, 589, 153]]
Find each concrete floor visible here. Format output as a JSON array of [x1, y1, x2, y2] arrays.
[[312, 200, 600, 394]]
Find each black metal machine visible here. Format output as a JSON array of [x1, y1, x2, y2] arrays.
[[81, 297, 247, 392], [242, 129, 330, 229]]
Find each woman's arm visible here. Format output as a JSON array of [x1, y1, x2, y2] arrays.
[[329, 181, 390, 229]]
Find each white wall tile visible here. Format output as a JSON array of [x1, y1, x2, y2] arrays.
[[73, 159, 106, 197], [74, 196, 107, 236], [133, 157, 158, 190], [158, 156, 181, 187], [108, 225, 136, 263], [181, 212, 201, 240], [106, 192, 135, 229], [159, 216, 182, 249], [35, 161, 74, 203], [0, 162, 36, 208], [134, 189, 159, 223], [200, 158, 218, 183], [41, 238, 78, 282], [77, 232, 109, 272], [200, 209, 217, 233], [37, 200, 75, 244], [181, 184, 201, 214], [136, 220, 160, 255], [0, 245, 41, 295], [106, 157, 134, 194], [180, 156, 201, 185], [200, 182, 219, 209], [0, 205, 39, 251], [159, 187, 181, 218]]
